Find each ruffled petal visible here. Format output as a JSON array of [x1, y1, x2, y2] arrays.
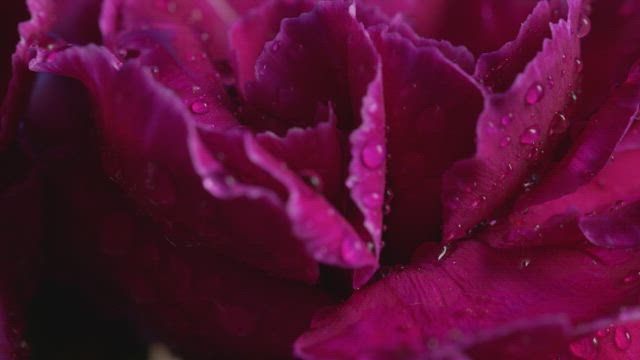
[[362, 0, 539, 55], [2, 0, 101, 150], [369, 27, 482, 262], [32, 42, 378, 282], [516, 61, 640, 208], [443, 0, 586, 242], [482, 149, 640, 248], [243, 1, 385, 285], [295, 239, 640, 360], [100, 0, 264, 60], [229, 0, 314, 94]]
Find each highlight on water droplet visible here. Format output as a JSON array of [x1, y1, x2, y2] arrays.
[[499, 136, 512, 148], [575, 58, 584, 73], [361, 143, 385, 169], [525, 82, 544, 105], [519, 258, 531, 269], [550, 112, 569, 135], [500, 113, 514, 126], [271, 41, 280, 52], [576, 15, 592, 38], [519, 126, 541, 145], [362, 192, 383, 208], [190, 100, 210, 114], [615, 326, 632, 350]]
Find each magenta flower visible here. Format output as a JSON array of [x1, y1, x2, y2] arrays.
[[2, 0, 640, 359]]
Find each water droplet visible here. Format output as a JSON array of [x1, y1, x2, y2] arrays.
[[362, 143, 385, 169], [519, 126, 541, 145], [547, 75, 555, 88], [367, 102, 379, 114], [623, 270, 640, 284], [550, 113, 569, 135], [191, 100, 210, 114], [576, 15, 591, 38], [499, 136, 512, 148], [596, 327, 610, 337], [271, 41, 280, 52], [592, 336, 599, 346], [437, 246, 449, 262], [500, 113, 514, 126], [615, 327, 632, 350], [525, 82, 544, 105], [300, 171, 323, 192], [150, 66, 160, 76], [363, 192, 383, 208], [575, 58, 584, 73], [519, 258, 531, 269], [192, 85, 202, 95]]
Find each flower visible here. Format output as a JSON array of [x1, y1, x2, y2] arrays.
[[2, 0, 640, 359]]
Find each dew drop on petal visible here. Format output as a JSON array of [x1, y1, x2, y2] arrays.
[[519, 126, 541, 145], [550, 113, 569, 135], [271, 41, 280, 52], [191, 100, 210, 114], [367, 102, 379, 114], [575, 58, 584, 73], [623, 270, 640, 284], [499, 136, 512, 148], [576, 15, 592, 38], [615, 327, 632, 350], [519, 258, 531, 269], [500, 113, 514, 126], [437, 246, 449, 262], [525, 82, 544, 105], [363, 192, 383, 208], [362, 143, 385, 169]]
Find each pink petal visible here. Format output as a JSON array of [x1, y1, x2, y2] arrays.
[[369, 27, 482, 262], [443, 0, 586, 242], [295, 239, 640, 360]]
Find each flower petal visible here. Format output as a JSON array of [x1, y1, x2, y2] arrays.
[[443, 0, 586, 242], [100, 0, 264, 60], [295, 239, 640, 360], [516, 61, 640, 208], [243, 1, 385, 285], [579, 0, 640, 120], [229, 0, 314, 94], [369, 27, 482, 262], [483, 149, 640, 248], [41, 151, 334, 359]]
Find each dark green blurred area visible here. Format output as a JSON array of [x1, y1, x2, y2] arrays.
[[26, 280, 147, 360]]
